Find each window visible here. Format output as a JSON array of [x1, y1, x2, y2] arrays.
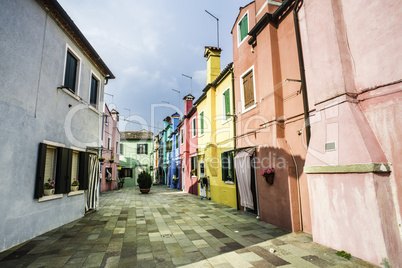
[[44, 147, 57, 186], [120, 143, 124, 155], [190, 156, 197, 176], [242, 68, 255, 110], [238, 12, 248, 45], [180, 129, 184, 144], [116, 142, 119, 154], [137, 144, 148, 154], [199, 111, 204, 135], [223, 89, 231, 121], [192, 117, 196, 137], [107, 137, 111, 150], [175, 134, 179, 149], [104, 115, 108, 125], [90, 75, 99, 108], [64, 50, 78, 93], [35, 143, 90, 198], [221, 151, 235, 182], [71, 151, 79, 186]]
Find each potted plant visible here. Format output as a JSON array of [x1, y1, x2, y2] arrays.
[[261, 167, 275, 184], [109, 154, 114, 163], [137, 170, 152, 194], [191, 169, 196, 176], [71, 178, 79, 191], [98, 157, 105, 163], [44, 178, 55, 196]]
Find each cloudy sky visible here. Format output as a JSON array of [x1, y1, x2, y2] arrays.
[[58, 0, 251, 133]]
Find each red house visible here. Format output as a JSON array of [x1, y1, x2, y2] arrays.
[[178, 94, 198, 195]]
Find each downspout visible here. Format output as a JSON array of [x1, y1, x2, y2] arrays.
[[293, 0, 311, 146], [285, 140, 302, 231], [231, 68, 241, 211]]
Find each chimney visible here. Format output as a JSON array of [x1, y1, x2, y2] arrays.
[[204, 46, 222, 84], [110, 109, 119, 121], [183, 94, 195, 115]]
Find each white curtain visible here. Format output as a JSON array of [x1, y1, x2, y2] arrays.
[[86, 154, 100, 211], [234, 150, 254, 210]]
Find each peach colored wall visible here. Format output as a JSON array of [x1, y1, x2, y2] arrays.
[[300, 0, 402, 266], [232, 2, 310, 232], [100, 105, 119, 192]]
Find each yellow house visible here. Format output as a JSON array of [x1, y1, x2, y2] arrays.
[[194, 46, 236, 208]]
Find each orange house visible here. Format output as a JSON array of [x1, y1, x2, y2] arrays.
[[231, 0, 311, 233]]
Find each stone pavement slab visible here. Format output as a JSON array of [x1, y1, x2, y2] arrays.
[[0, 185, 379, 267]]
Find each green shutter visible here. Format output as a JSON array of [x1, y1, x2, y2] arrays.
[[240, 14, 248, 42], [221, 153, 228, 181], [201, 112, 204, 134], [224, 90, 230, 120], [229, 152, 235, 182]]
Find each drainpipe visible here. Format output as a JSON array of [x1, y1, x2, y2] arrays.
[[293, 0, 311, 146], [285, 140, 303, 231], [231, 68, 241, 211]]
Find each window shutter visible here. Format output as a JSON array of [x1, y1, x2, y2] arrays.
[[55, 148, 72, 193], [145, 144, 148, 155], [34, 143, 47, 198], [243, 71, 254, 109], [200, 112, 204, 134], [221, 152, 228, 181], [137, 144, 140, 154], [224, 91, 230, 120], [90, 76, 98, 106], [64, 52, 77, 93], [240, 14, 248, 41], [79, 152, 90, 190], [229, 152, 235, 182]]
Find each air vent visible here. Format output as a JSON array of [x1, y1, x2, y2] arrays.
[[325, 142, 336, 151]]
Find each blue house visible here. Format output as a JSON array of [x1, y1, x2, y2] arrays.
[[168, 113, 181, 189]]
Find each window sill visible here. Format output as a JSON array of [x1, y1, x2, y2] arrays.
[[60, 87, 81, 102], [225, 181, 234, 185], [68, 190, 85, 197], [242, 104, 257, 114], [89, 105, 100, 115], [38, 194, 63, 202], [222, 118, 232, 125]]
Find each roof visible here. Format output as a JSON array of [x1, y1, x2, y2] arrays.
[[121, 130, 153, 140], [38, 0, 115, 79]]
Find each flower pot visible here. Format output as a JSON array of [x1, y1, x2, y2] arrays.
[[44, 189, 55, 196], [265, 174, 274, 185], [172, 179, 178, 186], [140, 188, 150, 194], [71, 185, 79, 191]]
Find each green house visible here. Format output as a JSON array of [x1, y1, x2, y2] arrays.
[[119, 130, 154, 187]]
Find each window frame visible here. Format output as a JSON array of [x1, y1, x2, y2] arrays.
[[89, 72, 100, 109], [137, 144, 148, 155], [63, 45, 81, 95], [180, 129, 184, 144], [221, 151, 235, 182], [199, 111, 204, 136], [237, 11, 249, 46], [192, 117, 197, 138], [240, 66, 257, 113]]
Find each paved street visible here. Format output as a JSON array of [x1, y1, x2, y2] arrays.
[[0, 185, 378, 267]]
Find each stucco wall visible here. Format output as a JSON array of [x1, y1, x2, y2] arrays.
[[300, 0, 402, 266], [0, 0, 105, 251]]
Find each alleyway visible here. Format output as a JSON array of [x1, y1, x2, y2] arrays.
[[0, 185, 377, 268]]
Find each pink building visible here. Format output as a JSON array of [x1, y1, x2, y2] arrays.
[[299, 0, 402, 266], [100, 104, 120, 192], [178, 94, 198, 195], [232, 0, 311, 233]]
